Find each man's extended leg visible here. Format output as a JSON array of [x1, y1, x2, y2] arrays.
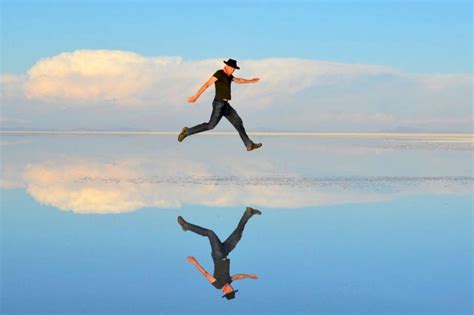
[[180, 101, 226, 142], [224, 104, 262, 151], [177, 216, 226, 260], [222, 207, 262, 255]]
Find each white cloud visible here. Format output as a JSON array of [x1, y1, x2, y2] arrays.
[[1, 49, 472, 132], [1, 74, 26, 100], [24, 50, 184, 106], [18, 159, 387, 213], [20, 51, 399, 109], [16, 156, 473, 214], [2, 131, 471, 214], [21, 157, 211, 213], [407, 73, 473, 93]]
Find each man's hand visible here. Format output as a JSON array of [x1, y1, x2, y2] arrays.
[[251, 78, 260, 83], [186, 256, 197, 264], [248, 274, 258, 279], [187, 95, 199, 103]]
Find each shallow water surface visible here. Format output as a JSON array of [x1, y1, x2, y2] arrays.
[[1, 134, 472, 314]]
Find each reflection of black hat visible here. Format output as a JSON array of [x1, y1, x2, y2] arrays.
[[223, 58, 240, 70], [222, 289, 239, 300]]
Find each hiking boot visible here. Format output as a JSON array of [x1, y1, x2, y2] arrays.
[[246, 207, 262, 216], [246, 142, 262, 151], [177, 216, 188, 231], [178, 127, 188, 142]]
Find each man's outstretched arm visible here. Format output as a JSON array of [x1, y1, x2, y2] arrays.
[[187, 76, 218, 103], [187, 256, 216, 283], [231, 274, 259, 281], [232, 77, 260, 84]]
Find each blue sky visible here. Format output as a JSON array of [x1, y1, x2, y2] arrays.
[[0, 0, 472, 132], [2, 0, 472, 73]]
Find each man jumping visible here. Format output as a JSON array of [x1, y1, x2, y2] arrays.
[[178, 58, 263, 151], [177, 207, 262, 300]]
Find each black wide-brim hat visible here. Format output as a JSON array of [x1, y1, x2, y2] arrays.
[[222, 289, 239, 300], [223, 58, 240, 70]]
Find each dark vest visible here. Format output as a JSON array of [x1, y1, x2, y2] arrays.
[[211, 258, 232, 289], [213, 69, 233, 100]]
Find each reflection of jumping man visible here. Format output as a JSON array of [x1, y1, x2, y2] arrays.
[[178, 59, 263, 151], [177, 207, 262, 300]]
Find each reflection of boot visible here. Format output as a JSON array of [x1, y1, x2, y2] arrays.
[[246, 142, 262, 152], [178, 127, 188, 142], [246, 207, 262, 216], [177, 216, 188, 231]]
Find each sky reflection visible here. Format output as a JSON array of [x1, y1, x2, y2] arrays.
[[1, 134, 472, 214], [1, 134, 472, 314]]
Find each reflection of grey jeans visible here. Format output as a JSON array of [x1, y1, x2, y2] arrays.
[[185, 210, 254, 260], [187, 99, 252, 147]]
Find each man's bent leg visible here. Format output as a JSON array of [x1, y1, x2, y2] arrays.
[[222, 207, 261, 255], [224, 104, 253, 147], [187, 100, 225, 136], [185, 220, 226, 260]]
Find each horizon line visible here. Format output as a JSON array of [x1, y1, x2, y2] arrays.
[[1, 130, 472, 140]]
